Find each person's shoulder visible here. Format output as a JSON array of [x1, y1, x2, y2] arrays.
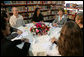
[[10, 15, 14, 18], [81, 28, 83, 31], [19, 14, 23, 18], [10, 15, 15, 19], [40, 13, 43, 16]]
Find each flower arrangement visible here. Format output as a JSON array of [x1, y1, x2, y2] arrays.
[[30, 22, 50, 36]]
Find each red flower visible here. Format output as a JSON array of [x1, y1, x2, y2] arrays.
[[36, 23, 42, 28], [36, 29, 39, 33], [30, 22, 50, 35], [30, 27, 32, 31]]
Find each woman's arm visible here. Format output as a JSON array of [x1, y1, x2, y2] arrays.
[[52, 15, 58, 24], [21, 42, 30, 56], [10, 40, 22, 46], [10, 27, 18, 32], [32, 15, 36, 22], [6, 41, 30, 56]]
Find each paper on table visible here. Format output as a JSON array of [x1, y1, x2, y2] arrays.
[[49, 27, 62, 40], [11, 32, 28, 41], [40, 42, 52, 50], [32, 35, 52, 52], [11, 32, 29, 49], [47, 44, 61, 56], [21, 31, 28, 37], [11, 35, 22, 41], [17, 26, 24, 32], [16, 42, 24, 49]]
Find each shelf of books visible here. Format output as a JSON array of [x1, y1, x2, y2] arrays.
[[64, 3, 83, 19], [1, 1, 65, 21]]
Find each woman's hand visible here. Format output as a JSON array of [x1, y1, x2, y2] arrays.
[[17, 30, 23, 35], [53, 23, 58, 27], [21, 38, 29, 43], [51, 37, 57, 43], [40, 21, 44, 23], [32, 21, 36, 24]]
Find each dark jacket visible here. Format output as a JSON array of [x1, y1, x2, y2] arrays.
[[10, 27, 18, 33], [1, 38, 30, 56], [81, 28, 83, 31], [7, 27, 18, 40], [32, 13, 44, 22]]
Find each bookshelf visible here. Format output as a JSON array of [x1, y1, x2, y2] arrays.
[[64, 3, 83, 20], [1, 1, 65, 22]]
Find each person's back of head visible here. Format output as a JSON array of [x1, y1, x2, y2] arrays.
[[58, 21, 83, 56], [0, 15, 7, 39], [1, 10, 8, 19]]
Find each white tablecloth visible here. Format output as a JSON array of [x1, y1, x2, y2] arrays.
[[11, 22, 62, 56]]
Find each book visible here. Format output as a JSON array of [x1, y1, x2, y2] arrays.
[[4, 1, 26, 5], [28, 6, 37, 11], [52, 11, 56, 15], [52, 1, 56, 4], [28, 13, 34, 18], [4, 1, 11, 5]]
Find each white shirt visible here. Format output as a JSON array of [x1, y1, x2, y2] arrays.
[[9, 14, 25, 28], [58, 15, 65, 22]]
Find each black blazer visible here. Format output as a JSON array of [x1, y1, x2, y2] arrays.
[[1, 38, 30, 56], [32, 13, 44, 22], [10, 27, 18, 33], [81, 28, 83, 31]]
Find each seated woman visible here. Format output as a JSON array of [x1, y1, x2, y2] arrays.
[[58, 21, 83, 56], [1, 10, 9, 22], [32, 8, 44, 22], [1, 10, 23, 40], [75, 12, 83, 31], [52, 8, 67, 27], [1, 16, 30, 56]]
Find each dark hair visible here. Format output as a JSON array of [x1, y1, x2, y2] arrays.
[[1, 10, 8, 18], [0, 16, 7, 39], [33, 8, 40, 17], [0, 12, 8, 39], [58, 8, 65, 14], [58, 21, 83, 56]]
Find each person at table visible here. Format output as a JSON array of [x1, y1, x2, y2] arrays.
[[9, 7, 25, 28], [57, 21, 83, 56], [1, 16, 30, 56], [32, 8, 44, 22], [51, 13, 83, 43], [1, 10, 23, 40], [1, 10, 9, 23], [52, 8, 67, 27], [75, 12, 83, 31]]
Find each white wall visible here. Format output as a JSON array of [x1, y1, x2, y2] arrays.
[[64, 1, 83, 6]]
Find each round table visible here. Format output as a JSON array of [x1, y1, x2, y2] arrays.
[[12, 22, 62, 56]]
